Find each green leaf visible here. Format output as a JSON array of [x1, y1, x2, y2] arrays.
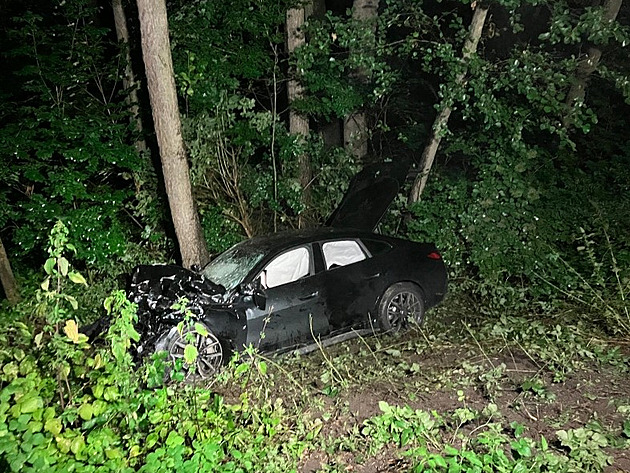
[[235, 363, 249, 376], [58, 257, 69, 276], [70, 435, 85, 455], [258, 361, 267, 375], [104, 386, 119, 401], [513, 462, 528, 473], [68, 271, 87, 286], [77, 403, 93, 421], [433, 455, 447, 468], [556, 430, 569, 445], [65, 295, 78, 310], [40, 277, 50, 291], [511, 439, 532, 458], [20, 395, 43, 414], [44, 418, 62, 436], [166, 431, 185, 447], [184, 344, 198, 365], [194, 322, 209, 337], [103, 297, 112, 313], [444, 445, 459, 456], [146, 432, 158, 449], [105, 448, 123, 460], [540, 435, 548, 451], [128, 327, 141, 343], [44, 258, 56, 275], [3, 362, 18, 378], [92, 384, 104, 399]]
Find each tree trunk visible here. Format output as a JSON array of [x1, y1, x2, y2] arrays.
[[409, 3, 489, 203], [286, 5, 312, 218], [112, 0, 147, 153], [344, 0, 379, 161], [0, 237, 20, 305], [563, 0, 623, 128], [136, 0, 209, 268]]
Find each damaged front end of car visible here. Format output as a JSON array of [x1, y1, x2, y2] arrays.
[[127, 264, 229, 359]]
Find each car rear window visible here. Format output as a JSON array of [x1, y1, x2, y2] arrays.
[[322, 240, 366, 269], [362, 238, 392, 256]]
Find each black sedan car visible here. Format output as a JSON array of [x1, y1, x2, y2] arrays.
[[128, 162, 447, 378]]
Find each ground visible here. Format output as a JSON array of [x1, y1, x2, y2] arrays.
[[215, 295, 630, 473]]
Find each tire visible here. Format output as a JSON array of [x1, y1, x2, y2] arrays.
[[378, 282, 425, 332], [155, 322, 225, 380]]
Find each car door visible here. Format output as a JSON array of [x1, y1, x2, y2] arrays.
[[246, 245, 329, 350], [318, 238, 388, 330]]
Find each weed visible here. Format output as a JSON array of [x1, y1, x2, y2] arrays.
[[520, 377, 556, 403], [556, 426, 613, 471]]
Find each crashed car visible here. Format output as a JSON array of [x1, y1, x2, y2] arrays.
[[128, 162, 447, 378]]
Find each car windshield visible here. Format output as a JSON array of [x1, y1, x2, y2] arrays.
[[202, 243, 265, 291]]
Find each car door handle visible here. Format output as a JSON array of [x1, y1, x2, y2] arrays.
[[364, 273, 381, 280], [299, 291, 319, 300]]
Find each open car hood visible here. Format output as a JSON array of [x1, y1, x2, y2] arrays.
[[325, 159, 411, 231]]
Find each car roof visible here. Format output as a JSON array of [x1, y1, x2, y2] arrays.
[[230, 227, 389, 255]]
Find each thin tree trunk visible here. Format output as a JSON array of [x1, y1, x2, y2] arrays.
[[287, 5, 312, 221], [409, 3, 489, 203], [136, 0, 209, 268], [0, 237, 20, 305], [112, 0, 147, 153], [344, 0, 379, 161], [563, 0, 622, 128]]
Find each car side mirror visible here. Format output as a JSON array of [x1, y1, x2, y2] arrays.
[[242, 279, 267, 310], [253, 289, 266, 311]]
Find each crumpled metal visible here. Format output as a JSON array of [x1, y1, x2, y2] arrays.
[[126, 265, 226, 358]]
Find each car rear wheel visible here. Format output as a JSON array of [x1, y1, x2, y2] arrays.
[[155, 322, 224, 380], [378, 282, 425, 332]]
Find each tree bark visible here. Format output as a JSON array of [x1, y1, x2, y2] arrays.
[[563, 0, 623, 128], [0, 237, 20, 305], [344, 0, 379, 161], [409, 3, 489, 203], [136, 0, 209, 268], [286, 5, 312, 216], [112, 0, 147, 153]]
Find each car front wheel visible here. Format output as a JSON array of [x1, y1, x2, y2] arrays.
[[155, 322, 224, 380], [378, 282, 425, 332]]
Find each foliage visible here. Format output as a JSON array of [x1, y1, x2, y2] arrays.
[[0, 1, 144, 265], [0, 226, 302, 472], [361, 401, 613, 472], [169, 0, 361, 240], [395, 0, 630, 322], [0, 224, 628, 471]]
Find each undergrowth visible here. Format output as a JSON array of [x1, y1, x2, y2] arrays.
[[1, 223, 629, 472]]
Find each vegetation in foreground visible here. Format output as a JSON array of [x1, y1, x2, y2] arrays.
[[0, 227, 629, 472], [0, 2, 629, 470]]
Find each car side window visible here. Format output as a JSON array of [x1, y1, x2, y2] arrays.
[[362, 238, 392, 256], [322, 240, 366, 270], [260, 246, 311, 288]]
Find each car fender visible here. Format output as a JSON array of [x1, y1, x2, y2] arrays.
[[201, 307, 247, 351]]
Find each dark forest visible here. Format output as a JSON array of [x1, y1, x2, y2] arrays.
[[0, 0, 629, 471]]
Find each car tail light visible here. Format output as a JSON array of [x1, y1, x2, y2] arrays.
[[427, 251, 442, 260]]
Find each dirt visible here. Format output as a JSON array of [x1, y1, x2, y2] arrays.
[[291, 328, 630, 473]]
